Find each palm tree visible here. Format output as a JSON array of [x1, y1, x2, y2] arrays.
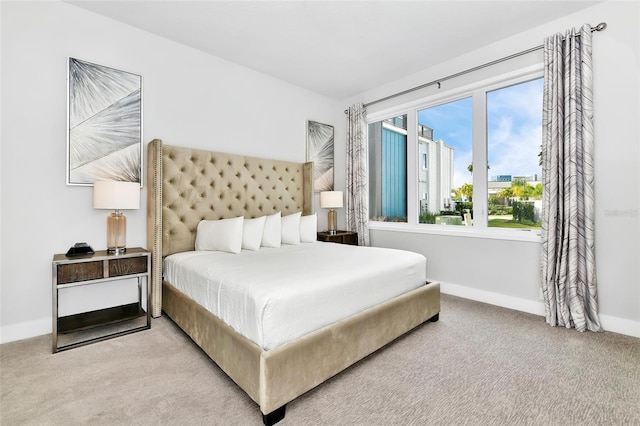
[[497, 187, 513, 199], [459, 183, 473, 201]]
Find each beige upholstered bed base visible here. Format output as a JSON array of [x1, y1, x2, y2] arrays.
[[147, 139, 441, 424], [163, 279, 440, 418]]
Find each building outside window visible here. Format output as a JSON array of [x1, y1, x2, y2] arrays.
[[368, 116, 408, 222]]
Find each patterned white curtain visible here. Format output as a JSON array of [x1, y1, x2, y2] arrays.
[[346, 103, 369, 246], [541, 24, 601, 332]]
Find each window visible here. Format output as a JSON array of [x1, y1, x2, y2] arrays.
[[368, 70, 543, 235], [487, 79, 543, 229], [418, 97, 472, 225]]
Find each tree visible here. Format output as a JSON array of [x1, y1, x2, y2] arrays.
[[532, 183, 543, 199], [501, 179, 542, 201], [459, 183, 473, 201], [511, 178, 527, 199], [467, 163, 490, 173], [512, 178, 527, 187], [497, 187, 513, 199]]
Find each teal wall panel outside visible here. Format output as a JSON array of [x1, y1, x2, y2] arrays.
[[382, 128, 407, 218]]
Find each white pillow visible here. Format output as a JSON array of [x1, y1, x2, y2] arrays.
[[299, 214, 317, 243], [242, 216, 266, 251], [281, 212, 302, 245], [195, 216, 244, 253], [261, 212, 281, 248]]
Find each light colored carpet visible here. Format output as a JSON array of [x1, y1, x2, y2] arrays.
[[1, 295, 639, 425]]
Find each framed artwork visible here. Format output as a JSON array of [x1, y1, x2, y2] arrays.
[[306, 120, 334, 192], [67, 57, 142, 186]]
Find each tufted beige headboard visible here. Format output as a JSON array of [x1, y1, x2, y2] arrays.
[[147, 139, 313, 317]]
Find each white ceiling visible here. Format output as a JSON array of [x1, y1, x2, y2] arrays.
[[68, 1, 600, 100]]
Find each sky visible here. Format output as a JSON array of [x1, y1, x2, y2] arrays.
[[418, 78, 543, 189]]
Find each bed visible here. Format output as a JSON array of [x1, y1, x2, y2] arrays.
[[146, 139, 440, 424]]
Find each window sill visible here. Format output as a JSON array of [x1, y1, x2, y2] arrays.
[[369, 221, 541, 243]]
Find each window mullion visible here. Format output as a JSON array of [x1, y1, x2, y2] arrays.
[[406, 110, 418, 225], [472, 90, 488, 228]]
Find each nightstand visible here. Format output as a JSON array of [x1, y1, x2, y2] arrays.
[[317, 230, 358, 246], [52, 247, 150, 353]]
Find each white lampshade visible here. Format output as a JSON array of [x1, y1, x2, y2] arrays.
[[320, 191, 343, 209], [93, 181, 140, 254], [93, 181, 140, 210]]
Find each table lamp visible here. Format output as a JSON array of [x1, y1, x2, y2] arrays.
[[93, 181, 140, 254], [320, 191, 343, 235]]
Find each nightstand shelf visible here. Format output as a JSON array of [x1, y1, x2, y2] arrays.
[[317, 231, 358, 246], [52, 247, 150, 353], [58, 303, 146, 334]]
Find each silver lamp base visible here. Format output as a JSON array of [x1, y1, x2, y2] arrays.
[[106, 211, 127, 255], [327, 209, 337, 235], [107, 247, 127, 255]]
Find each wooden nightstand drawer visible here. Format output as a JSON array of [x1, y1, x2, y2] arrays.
[[57, 261, 103, 284], [109, 256, 148, 277], [317, 231, 358, 246]]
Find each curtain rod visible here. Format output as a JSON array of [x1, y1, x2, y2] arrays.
[[344, 22, 607, 113]]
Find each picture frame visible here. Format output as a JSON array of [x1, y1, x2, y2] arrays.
[[306, 120, 334, 192], [66, 57, 143, 186]]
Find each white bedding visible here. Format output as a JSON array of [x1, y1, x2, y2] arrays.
[[163, 242, 426, 350]]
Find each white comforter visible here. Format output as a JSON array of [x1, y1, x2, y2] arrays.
[[163, 242, 426, 350]]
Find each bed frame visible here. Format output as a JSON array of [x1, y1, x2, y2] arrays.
[[147, 139, 440, 424]]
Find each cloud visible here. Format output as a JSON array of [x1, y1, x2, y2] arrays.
[[417, 77, 542, 189], [487, 79, 543, 179]]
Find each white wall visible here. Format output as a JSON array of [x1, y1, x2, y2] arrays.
[[0, 1, 342, 342], [343, 1, 640, 337]]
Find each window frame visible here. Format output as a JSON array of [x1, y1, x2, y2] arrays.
[[367, 64, 543, 242]]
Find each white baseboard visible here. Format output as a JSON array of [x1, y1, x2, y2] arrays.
[[439, 282, 640, 338], [598, 314, 640, 338], [0, 317, 51, 344], [440, 281, 546, 316]]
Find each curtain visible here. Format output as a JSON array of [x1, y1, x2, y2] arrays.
[[346, 102, 369, 246], [540, 24, 601, 332]]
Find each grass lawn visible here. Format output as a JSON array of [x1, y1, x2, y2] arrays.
[[489, 217, 540, 229]]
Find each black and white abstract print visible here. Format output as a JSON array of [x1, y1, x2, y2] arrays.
[[306, 120, 334, 192], [67, 58, 142, 185]]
